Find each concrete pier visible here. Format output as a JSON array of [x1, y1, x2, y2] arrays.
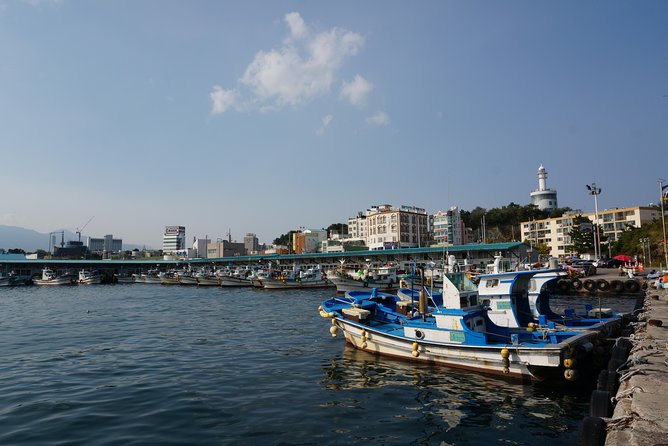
[[605, 286, 668, 445]]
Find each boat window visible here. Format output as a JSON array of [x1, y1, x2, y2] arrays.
[[469, 296, 478, 306], [485, 279, 499, 288]]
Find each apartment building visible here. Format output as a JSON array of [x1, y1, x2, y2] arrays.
[[351, 204, 429, 250], [521, 206, 661, 258]]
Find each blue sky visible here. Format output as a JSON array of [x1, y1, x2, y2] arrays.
[[1, 1, 667, 249]]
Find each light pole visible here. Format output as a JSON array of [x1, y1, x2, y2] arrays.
[[660, 179, 668, 270], [640, 237, 648, 266], [586, 183, 602, 260]]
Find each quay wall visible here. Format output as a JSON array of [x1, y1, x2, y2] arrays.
[[603, 285, 668, 445]]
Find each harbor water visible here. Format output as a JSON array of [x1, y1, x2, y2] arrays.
[[0, 285, 637, 445]]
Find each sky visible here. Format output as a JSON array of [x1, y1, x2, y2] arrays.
[[1, 0, 667, 249]]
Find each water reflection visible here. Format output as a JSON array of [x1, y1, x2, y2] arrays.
[[321, 345, 590, 445]]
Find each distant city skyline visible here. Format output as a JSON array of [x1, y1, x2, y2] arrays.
[[1, 1, 666, 248]]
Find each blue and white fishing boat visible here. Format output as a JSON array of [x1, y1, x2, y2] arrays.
[[320, 271, 597, 382], [477, 269, 624, 337]]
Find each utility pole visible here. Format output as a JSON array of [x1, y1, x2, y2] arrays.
[[660, 179, 668, 269], [586, 183, 602, 260]]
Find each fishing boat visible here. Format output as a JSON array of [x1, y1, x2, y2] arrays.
[[319, 271, 596, 382], [219, 267, 253, 287], [78, 269, 102, 285], [140, 269, 162, 284], [114, 273, 136, 284], [33, 268, 76, 286], [194, 269, 220, 286], [326, 263, 400, 293], [477, 269, 624, 337], [262, 266, 332, 289]]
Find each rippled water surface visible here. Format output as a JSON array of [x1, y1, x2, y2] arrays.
[[0, 285, 635, 445]]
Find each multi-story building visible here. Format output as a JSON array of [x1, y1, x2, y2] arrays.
[[520, 206, 661, 258], [293, 229, 327, 254], [244, 233, 259, 255], [354, 204, 429, 250], [191, 237, 210, 259], [430, 206, 465, 246], [162, 226, 186, 253], [206, 240, 245, 258], [347, 212, 367, 240], [88, 234, 123, 253]]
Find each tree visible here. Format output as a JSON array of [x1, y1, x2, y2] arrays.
[[566, 215, 594, 255], [326, 223, 348, 235], [273, 231, 296, 246], [8, 248, 26, 254]]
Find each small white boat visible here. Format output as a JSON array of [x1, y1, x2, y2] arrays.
[[78, 269, 102, 285], [326, 264, 399, 292], [140, 269, 162, 284], [33, 268, 76, 286], [263, 266, 332, 289]]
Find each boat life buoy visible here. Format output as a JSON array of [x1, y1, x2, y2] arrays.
[[583, 280, 595, 292], [596, 279, 609, 292], [572, 279, 583, 291]]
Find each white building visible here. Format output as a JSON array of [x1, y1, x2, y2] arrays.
[[521, 206, 661, 258], [347, 212, 367, 240], [163, 226, 186, 253], [88, 234, 123, 253], [244, 233, 259, 254], [191, 237, 210, 259], [431, 206, 465, 245], [530, 164, 558, 212], [354, 204, 429, 250]]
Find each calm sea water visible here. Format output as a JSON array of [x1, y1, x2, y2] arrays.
[[0, 285, 637, 445]]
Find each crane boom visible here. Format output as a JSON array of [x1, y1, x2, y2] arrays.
[[76, 216, 95, 242]]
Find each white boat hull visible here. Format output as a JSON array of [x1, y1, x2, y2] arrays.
[[34, 276, 76, 286], [262, 278, 333, 289], [220, 276, 252, 287], [328, 276, 398, 293], [196, 277, 220, 286]]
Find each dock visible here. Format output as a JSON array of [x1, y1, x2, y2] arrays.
[[584, 283, 668, 445]]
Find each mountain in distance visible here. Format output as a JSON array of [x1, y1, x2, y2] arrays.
[[0, 225, 143, 252]]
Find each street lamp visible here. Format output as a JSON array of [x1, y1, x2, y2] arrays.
[[586, 183, 602, 260], [640, 237, 649, 266], [660, 179, 668, 270]]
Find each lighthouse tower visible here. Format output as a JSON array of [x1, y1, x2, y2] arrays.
[[530, 164, 558, 212]]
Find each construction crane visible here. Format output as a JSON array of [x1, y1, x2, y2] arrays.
[[76, 216, 94, 242]]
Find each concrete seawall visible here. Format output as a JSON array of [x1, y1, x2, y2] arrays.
[[604, 286, 668, 445]]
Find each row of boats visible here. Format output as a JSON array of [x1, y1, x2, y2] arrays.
[[320, 265, 638, 383]]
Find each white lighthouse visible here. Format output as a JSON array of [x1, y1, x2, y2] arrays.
[[530, 164, 558, 212]]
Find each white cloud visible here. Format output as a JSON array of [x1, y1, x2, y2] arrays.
[[210, 86, 238, 114], [340, 74, 373, 106], [316, 114, 333, 135], [285, 12, 308, 41], [212, 12, 366, 114], [366, 111, 390, 126]]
